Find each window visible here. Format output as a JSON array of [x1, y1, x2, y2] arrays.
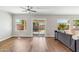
[[16, 19, 26, 30], [73, 20, 79, 29], [73, 20, 79, 26], [57, 19, 69, 30]]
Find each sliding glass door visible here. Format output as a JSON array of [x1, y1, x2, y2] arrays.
[[33, 19, 46, 37]]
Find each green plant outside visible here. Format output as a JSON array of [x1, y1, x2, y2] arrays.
[[74, 20, 79, 26], [58, 23, 69, 30]]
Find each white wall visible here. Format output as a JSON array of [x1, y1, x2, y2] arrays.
[[0, 11, 12, 41], [32, 15, 57, 37], [12, 14, 57, 37], [1, 11, 79, 41], [12, 14, 33, 37], [12, 14, 79, 37], [47, 15, 79, 37]]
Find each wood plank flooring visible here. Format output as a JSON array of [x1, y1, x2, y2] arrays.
[[0, 37, 72, 52]]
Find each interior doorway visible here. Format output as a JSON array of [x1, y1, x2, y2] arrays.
[[33, 19, 46, 37]]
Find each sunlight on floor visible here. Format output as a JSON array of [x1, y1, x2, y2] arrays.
[[12, 37, 48, 52], [32, 37, 48, 52], [13, 38, 31, 52]]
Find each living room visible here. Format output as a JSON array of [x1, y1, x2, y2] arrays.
[[1, 6, 79, 52]]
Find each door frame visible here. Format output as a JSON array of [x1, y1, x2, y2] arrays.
[[32, 18, 47, 37]]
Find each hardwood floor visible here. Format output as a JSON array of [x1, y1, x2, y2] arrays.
[[0, 37, 72, 52]]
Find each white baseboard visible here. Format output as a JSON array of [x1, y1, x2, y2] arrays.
[[12, 35, 33, 37], [0, 35, 54, 42], [0, 36, 12, 42]]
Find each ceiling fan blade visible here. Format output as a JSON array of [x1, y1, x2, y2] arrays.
[[29, 9, 37, 12], [20, 6, 37, 13]]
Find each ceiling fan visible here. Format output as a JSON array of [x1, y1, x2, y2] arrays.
[[20, 6, 37, 13]]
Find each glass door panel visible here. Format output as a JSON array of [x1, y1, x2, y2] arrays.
[[33, 20, 46, 37]]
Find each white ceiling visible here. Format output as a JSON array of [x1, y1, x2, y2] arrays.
[[0, 6, 79, 15]]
